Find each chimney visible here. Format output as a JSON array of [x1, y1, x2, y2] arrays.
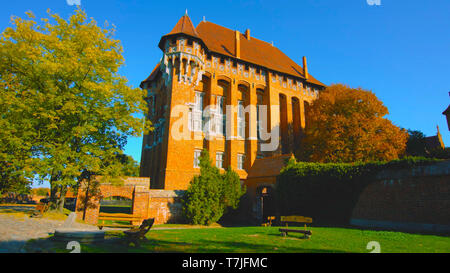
[[235, 30, 241, 59], [303, 56, 309, 80], [245, 29, 250, 40]]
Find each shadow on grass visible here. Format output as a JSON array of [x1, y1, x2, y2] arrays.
[[193, 239, 347, 253], [24, 230, 347, 253], [305, 223, 450, 237]]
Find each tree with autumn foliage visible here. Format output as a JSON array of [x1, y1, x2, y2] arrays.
[[0, 8, 151, 211], [297, 84, 408, 163]]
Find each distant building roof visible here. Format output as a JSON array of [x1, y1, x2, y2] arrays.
[[424, 126, 445, 152]]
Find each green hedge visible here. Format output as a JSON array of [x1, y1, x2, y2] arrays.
[[276, 157, 442, 225]]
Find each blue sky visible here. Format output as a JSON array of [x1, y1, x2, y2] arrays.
[[1, 0, 449, 183]]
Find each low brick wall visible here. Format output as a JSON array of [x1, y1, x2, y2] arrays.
[[146, 190, 185, 225], [351, 161, 450, 233], [75, 177, 151, 225]]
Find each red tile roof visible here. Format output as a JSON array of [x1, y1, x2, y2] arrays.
[[167, 15, 199, 38], [147, 15, 326, 87], [158, 15, 200, 50], [196, 21, 324, 86]]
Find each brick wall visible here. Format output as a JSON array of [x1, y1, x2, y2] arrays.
[[146, 190, 185, 225], [351, 161, 450, 233], [75, 177, 186, 225], [75, 177, 151, 225]]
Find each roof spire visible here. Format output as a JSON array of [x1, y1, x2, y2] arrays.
[[203, 16, 206, 22], [185, 9, 188, 16]]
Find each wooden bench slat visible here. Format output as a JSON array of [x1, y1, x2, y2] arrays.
[[280, 215, 312, 223], [98, 217, 141, 220], [279, 215, 313, 238], [98, 224, 137, 228], [99, 213, 136, 217], [279, 228, 312, 235]]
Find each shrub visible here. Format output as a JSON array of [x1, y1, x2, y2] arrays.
[[182, 150, 246, 225]]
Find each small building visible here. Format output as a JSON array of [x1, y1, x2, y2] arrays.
[[424, 126, 445, 153]]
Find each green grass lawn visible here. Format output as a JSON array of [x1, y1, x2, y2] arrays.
[[26, 226, 450, 253]]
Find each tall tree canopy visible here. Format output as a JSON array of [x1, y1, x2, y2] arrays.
[[0, 8, 150, 209], [297, 84, 408, 163]]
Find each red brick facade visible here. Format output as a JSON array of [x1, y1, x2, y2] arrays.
[[139, 14, 325, 191], [351, 161, 450, 233]]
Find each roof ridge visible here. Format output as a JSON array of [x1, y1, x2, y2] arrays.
[[197, 21, 275, 48]]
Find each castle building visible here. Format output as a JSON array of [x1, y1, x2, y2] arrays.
[[139, 14, 326, 196]]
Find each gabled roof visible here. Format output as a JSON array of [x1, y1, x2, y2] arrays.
[[195, 21, 325, 86], [424, 135, 445, 151]]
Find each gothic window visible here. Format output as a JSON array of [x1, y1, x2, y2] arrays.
[[257, 92, 264, 140], [237, 154, 245, 170], [237, 100, 245, 138], [191, 92, 204, 132], [215, 96, 225, 135]]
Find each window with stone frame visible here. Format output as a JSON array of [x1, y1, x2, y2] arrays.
[[237, 100, 245, 138], [216, 152, 224, 169], [191, 92, 204, 132], [194, 149, 202, 168], [237, 153, 245, 170]]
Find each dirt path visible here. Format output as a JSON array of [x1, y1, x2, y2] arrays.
[[0, 211, 97, 253]]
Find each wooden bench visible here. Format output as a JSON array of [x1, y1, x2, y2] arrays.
[[123, 218, 155, 247], [30, 203, 48, 218], [97, 212, 142, 229], [279, 216, 313, 238]]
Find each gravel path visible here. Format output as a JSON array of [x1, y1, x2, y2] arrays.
[[0, 208, 98, 253]]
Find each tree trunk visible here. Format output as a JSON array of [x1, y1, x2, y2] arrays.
[[49, 175, 59, 210], [56, 185, 68, 213]]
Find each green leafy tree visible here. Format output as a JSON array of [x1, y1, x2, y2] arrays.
[[405, 130, 427, 157], [221, 168, 246, 213], [0, 8, 151, 211], [117, 154, 141, 177], [182, 150, 246, 225]]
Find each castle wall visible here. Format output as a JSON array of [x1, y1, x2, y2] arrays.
[[351, 161, 450, 233]]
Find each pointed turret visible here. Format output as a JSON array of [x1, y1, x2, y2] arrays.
[[157, 13, 207, 87], [158, 14, 202, 50]]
